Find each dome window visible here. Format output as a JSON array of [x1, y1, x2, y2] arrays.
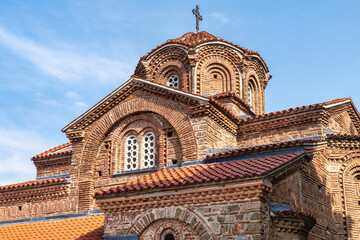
[[167, 75, 179, 89]]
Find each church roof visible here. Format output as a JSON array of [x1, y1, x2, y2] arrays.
[[140, 31, 269, 72], [209, 91, 254, 115], [31, 142, 72, 160], [61, 77, 234, 132], [0, 177, 68, 192], [205, 139, 324, 160], [96, 152, 305, 197], [0, 215, 104, 240], [238, 97, 354, 123]]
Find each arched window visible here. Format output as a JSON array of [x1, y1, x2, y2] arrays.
[[125, 135, 138, 170], [248, 84, 252, 105], [142, 132, 155, 168], [167, 75, 179, 89]]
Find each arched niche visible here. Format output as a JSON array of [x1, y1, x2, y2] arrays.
[[128, 206, 216, 240], [339, 153, 360, 239]]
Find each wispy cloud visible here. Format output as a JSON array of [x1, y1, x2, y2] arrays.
[[65, 91, 79, 99], [0, 127, 53, 185], [75, 101, 89, 108], [211, 12, 240, 24], [34, 92, 61, 107], [212, 12, 231, 23], [65, 91, 89, 109], [0, 26, 132, 83]]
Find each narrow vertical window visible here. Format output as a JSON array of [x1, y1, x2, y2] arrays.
[[167, 75, 179, 89], [248, 85, 252, 105], [143, 132, 155, 168], [125, 135, 138, 170]]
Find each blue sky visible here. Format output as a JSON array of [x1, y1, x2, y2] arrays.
[[0, 0, 359, 186]]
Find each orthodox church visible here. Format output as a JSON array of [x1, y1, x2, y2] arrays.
[[0, 30, 360, 240]]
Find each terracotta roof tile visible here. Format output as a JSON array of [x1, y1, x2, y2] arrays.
[[238, 97, 351, 123], [210, 92, 253, 113], [0, 178, 68, 192], [0, 215, 104, 240], [96, 152, 304, 197], [205, 139, 323, 160], [31, 142, 72, 160], [140, 31, 269, 72]]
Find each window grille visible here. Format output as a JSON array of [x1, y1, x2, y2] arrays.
[[167, 75, 179, 89], [125, 135, 138, 170], [142, 132, 155, 168]]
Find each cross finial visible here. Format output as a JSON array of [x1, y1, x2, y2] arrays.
[[192, 5, 203, 33]]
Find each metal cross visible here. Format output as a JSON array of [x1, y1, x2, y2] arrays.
[[192, 5, 203, 33]]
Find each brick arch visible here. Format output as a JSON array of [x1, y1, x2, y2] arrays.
[[197, 58, 237, 96], [77, 96, 197, 211], [147, 46, 190, 87], [245, 71, 262, 114], [156, 223, 183, 240], [157, 62, 188, 92], [86, 95, 197, 157], [243, 59, 267, 114], [107, 113, 175, 171], [128, 206, 216, 240], [339, 151, 360, 239], [244, 59, 267, 83], [134, 61, 148, 79], [195, 45, 242, 95]]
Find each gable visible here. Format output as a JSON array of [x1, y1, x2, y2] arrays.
[[62, 77, 209, 134], [324, 99, 360, 134]]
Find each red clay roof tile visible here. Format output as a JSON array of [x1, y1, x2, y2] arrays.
[[238, 97, 351, 123], [0, 177, 68, 192], [205, 139, 323, 160], [31, 142, 72, 160], [0, 215, 104, 240], [210, 92, 253, 113], [140, 31, 269, 72], [96, 152, 304, 197]]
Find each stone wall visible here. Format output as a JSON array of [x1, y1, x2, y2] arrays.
[[97, 179, 271, 240], [0, 182, 76, 221]]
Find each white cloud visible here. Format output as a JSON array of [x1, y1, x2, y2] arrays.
[[212, 12, 231, 24], [0, 128, 46, 152], [34, 92, 43, 98], [65, 91, 79, 99], [0, 128, 53, 186], [75, 101, 89, 108], [34, 91, 61, 107], [0, 26, 132, 83]]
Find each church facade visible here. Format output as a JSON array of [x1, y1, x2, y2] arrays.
[[1, 31, 360, 240]]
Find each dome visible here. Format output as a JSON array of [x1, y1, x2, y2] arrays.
[[134, 31, 271, 115]]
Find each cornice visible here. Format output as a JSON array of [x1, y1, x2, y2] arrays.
[[96, 181, 271, 212], [62, 78, 208, 133]]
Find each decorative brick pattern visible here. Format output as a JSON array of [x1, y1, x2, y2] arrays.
[[3, 31, 360, 240], [0, 178, 75, 221]]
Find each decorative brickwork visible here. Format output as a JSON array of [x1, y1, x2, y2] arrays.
[[3, 31, 360, 240], [134, 31, 269, 115], [0, 178, 75, 221], [98, 179, 271, 240]]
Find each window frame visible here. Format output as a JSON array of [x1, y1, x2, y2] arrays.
[[142, 132, 156, 169], [124, 135, 139, 171]]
